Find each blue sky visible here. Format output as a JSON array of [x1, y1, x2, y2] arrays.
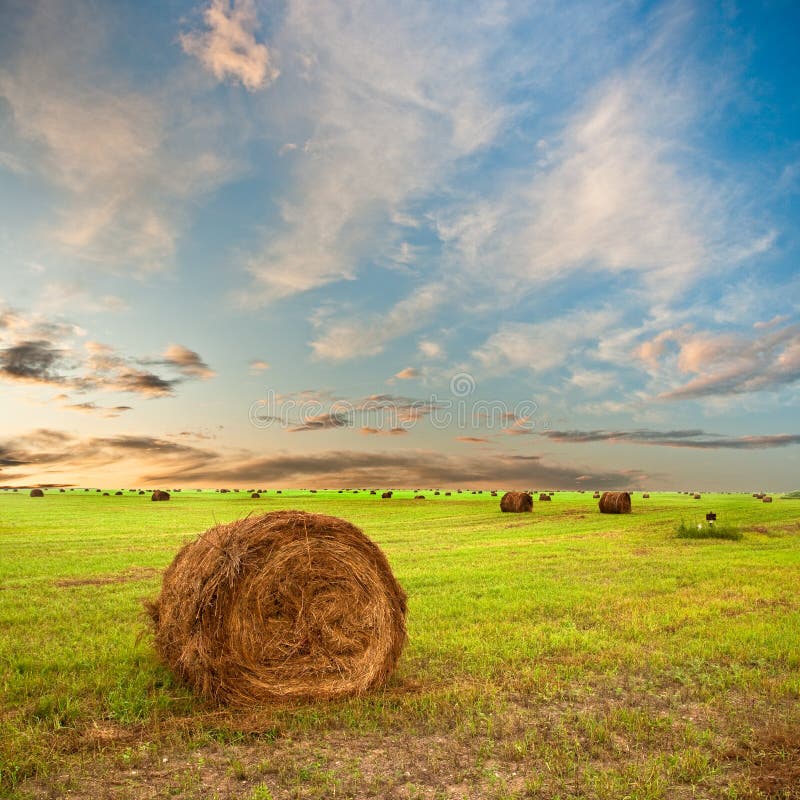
[[0, 0, 798, 489]]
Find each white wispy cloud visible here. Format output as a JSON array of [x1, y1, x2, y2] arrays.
[[310, 282, 446, 361], [473, 308, 619, 374], [241, 0, 513, 302], [0, 1, 239, 272], [181, 0, 279, 91]]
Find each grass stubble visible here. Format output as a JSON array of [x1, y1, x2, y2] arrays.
[[0, 490, 798, 799]]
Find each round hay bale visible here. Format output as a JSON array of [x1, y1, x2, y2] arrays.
[[414, 495, 426, 500], [592, 492, 601, 499], [151, 490, 170, 502], [642, 493, 650, 498], [251, 493, 261, 499], [598, 491, 631, 514], [138, 490, 146, 495], [381, 491, 393, 499], [115, 491, 123, 496], [30, 488, 44, 498], [763, 496, 773, 503], [500, 491, 533, 513], [538, 493, 551, 502], [693, 493, 701, 500], [444, 491, 451, 496], [146, 510, 407, 704]]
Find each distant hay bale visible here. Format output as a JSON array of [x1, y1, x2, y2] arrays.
[[434, 491, 440, 496], [115, 491, 123, 496], [414, 495, 426, 500], [445, 491, 451, 496], [500, 491, 533, 513], [598, 491, 631, 514], [538, 493, 551, 502], [370, 490, 376, 495], [693, 493, 701, 500], [251, 493, 261, 499], [103, 492, 110, 496], [642, 493, 650, 498], [763, 496, 773, 503], [59, 488, 65, 493], [151, 490, 170, 502], [138, 491, 146, 495], [29, 488, 44, 498], [381, 491, 393, 499], [146, 510, 407, 705], [592, 492, 601, 499]]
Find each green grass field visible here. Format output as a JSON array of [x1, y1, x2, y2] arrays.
[[1, 489, 798, 799]]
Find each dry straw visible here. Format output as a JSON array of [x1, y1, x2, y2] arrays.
[[500, 491, 533, 512], [598, 491, 631, 514], [146, 510, 407, 705]]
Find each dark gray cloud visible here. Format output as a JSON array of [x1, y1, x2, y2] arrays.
[[62, 401, 133, 417], [0, 339, 67, 384], [110, 369, 178, 397], [0, 308, 213, 399], [154, 344, 215, 379], [288, 412, 353, 433], [541, 429, 800, 449]]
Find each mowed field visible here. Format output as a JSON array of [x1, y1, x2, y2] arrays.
[[1, 490, 799, 800]]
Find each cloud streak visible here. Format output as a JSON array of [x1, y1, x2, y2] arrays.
[[541, 429, 800, 450]]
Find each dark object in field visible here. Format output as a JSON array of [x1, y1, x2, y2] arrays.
[[693, 493, 701, 499], [490, 491, 497, 496], [706, 512, 717, 522], [59, 488, 65, 493], [381, 491, 393, 499], [642, 493, 650, 498], [30, 488, 44, 497], [151, 490, 170, 502], [115, 491, 123, 496], [414, 495, 426, 500], [146, 510, 407, 705], [445, 491, 452, 496], [592, 492, 601, 499], [103, 492, 110, 496], [370, 490, 376, 495], [434, 491, 440, 495], [138, 490, 146, 495], [251, 493, 261, 499], [763, 496, 773, 503], [538, 493, 551, 502], [598, 491, 631, 514], [310, 489, 317, 493], [500, 491, 533, 513]]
